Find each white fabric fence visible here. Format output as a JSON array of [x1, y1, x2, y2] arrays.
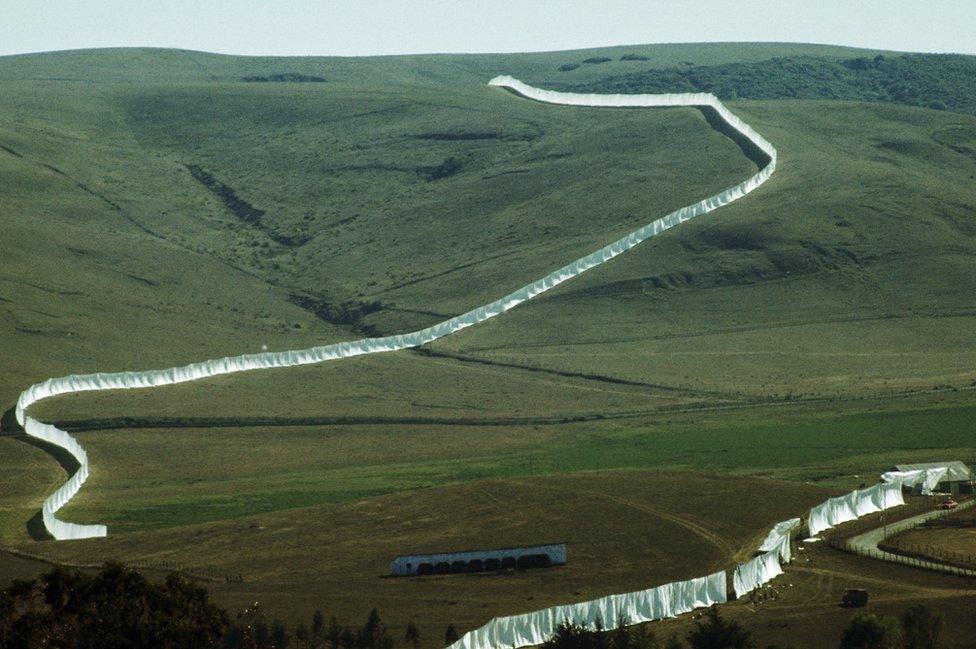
[[14, 76, 777, 540], [448, 571, 727, 649], [759, 517, 800, 564], [732, 552, 783, 599], [807, 482, 906, 537], [730, 517, 798, 598], [880, 467, 948, 495]]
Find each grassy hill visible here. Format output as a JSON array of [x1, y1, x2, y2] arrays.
[[1, 42, 976, 645]]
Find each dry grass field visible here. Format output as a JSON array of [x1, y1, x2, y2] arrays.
[[3, 470, 828, 646]]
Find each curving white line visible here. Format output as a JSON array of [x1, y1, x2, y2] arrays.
[[15, 75, 776, 540]]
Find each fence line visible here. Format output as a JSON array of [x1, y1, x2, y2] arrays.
[[826, 498, 976, 578], [836, 540, 976, 579]]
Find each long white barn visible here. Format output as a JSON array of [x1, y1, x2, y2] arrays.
[[391, 543, 567, 576]]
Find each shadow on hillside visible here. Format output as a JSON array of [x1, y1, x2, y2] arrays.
[[493, 85, 771, 170], [8, 432, 79, 541], [13, 434, 80, 476], [1, 405, 20, 433], [695, 105, 773, 169], [26, 511, 53, 542]]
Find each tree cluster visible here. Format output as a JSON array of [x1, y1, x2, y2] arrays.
[[564, 54, 976, 115], [839, 606, 944, 649], [540, 607, 753, 649], [0, 563, 437, 649], [0, 563, 948, 649], [0, 563, 228, 649], [536, 603, 947, 649]]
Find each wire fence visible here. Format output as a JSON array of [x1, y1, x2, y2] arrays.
[[825, 498, 976, 578], [837, 540, 976, 578], [879, 540, 976, 571]]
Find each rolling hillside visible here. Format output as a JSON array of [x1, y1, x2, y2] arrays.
[[3, 43, 976, 535], [1, 46, 976, 644]]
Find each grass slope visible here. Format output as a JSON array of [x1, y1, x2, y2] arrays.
[[436, 100, 976, 399]]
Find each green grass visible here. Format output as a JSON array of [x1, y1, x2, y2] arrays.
[[1, 43, 975, 544], [44, 394, 976, 533]]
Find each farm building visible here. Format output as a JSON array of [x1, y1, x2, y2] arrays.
[[390, 543, 566, 576], [893, 461, 973, 496]]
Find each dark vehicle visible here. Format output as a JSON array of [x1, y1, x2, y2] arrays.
[[842, 588, 868, 608], [939, 499, 959, 510]]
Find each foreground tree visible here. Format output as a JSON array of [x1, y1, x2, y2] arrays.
[[686, 607, 754, 649], [900, 605, 944, 649], [2, 563, 229, 649], [664, 636, 684, 649], [311, 610, 326, 649], [444, 624, 459, 646], [405, 621, 421, 649], [839, 613, 902, 649], [358, 608, 395, 649]]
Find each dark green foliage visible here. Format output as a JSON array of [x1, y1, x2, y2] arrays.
[[838, 613, 902, 649], [444, 624, 459, 646], [287, 292, 383, 328], [311, 610, 326, 648], [0, 565, 407, 649], [242, 73, 326, 82], [328, 615, 344, 649], [582, 57, 613, 65], [558, 63, 580, 72], [1, 563, 228, 649], [405, 621, 420, 649], [664, 637, 684, 649], [900, 605, 944, 649], [567, 54, 976, 115], [358, 609, 395, 649], [686, 607, 754, 649], [620, 54, 650, 61], [540, 619, 660, 649], [186, 164, 310, 246], [273, 620, 291, 648], [542, 621, 607, 649], [420, 156, 464, 181]]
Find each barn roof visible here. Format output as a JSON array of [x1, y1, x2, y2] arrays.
[[894, 461, 970, 482]]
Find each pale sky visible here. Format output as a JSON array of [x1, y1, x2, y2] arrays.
[[2, 0, 974, 58]]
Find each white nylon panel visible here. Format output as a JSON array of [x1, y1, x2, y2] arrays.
[[758, 518, 800, 555], [881, 467, 948, 495], [732, 552, 783, 599], [808, 479, 907, 537], [447, 571, 727, 649]]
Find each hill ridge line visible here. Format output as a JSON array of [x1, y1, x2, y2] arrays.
[[13, 75, 777, 541]]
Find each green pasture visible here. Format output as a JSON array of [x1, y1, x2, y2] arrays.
[[41, 393, 975, 534]]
